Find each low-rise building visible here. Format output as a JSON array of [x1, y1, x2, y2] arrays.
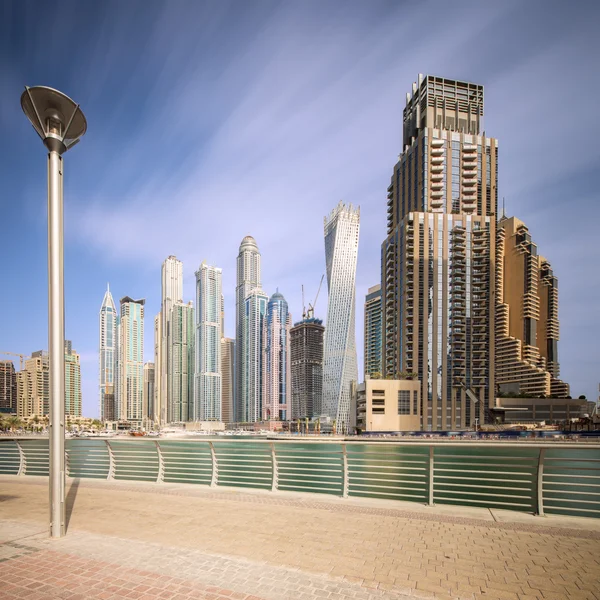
[[351, 378, 421, 432], [491, 397, 588, 425]]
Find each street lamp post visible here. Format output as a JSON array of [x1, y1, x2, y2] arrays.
[[21, 86, 86, 538]]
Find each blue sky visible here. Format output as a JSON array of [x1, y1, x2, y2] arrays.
[[1, 0, 599, 417]]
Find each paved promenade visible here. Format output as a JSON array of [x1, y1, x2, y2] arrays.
[[1, 475, 599, 600]]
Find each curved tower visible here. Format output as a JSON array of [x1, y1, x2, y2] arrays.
[[262, 291, 291, 421], [322, 202, 360, 427], [235, 236, 261, 422]]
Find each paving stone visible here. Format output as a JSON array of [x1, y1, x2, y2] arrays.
[[0, 476, 598, 600]]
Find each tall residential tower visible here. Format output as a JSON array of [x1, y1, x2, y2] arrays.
[[322, 202, 360, 426], [364, 285, 382, 378], [155, 255, 183, 424], [195, 263, 222, 421], [262, 292, 291, 421], [99, 284, 117, 421], [381, 75, 497, 431], [242, 287, 268, 422], [119, 297, 145, 423], [235, 236, 261, 422]]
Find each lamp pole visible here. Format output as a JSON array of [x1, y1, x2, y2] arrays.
[[21, 86, 86, 538]]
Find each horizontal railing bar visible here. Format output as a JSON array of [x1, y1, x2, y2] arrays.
[[278, 483, 341, 491], [278, 467, 341, 474], [215, 458, 273, 464], [434, 488, 532, 499], [434, 460, 536, 468], [435, 455, 538, 462], [217, 473, 272, 481], [543, 488, 600, 497], [543, 473, 600, 480], [541, 495, 600, 505], [545, 457, 600, 463], [349, 472, 427, 481], [349, 481, 426, 491], [347, 454, 428, 460], [217, 466, 271, 473], [434, 468, 534, 476], [434, 481, 531, 492], [279, 472, 342, 480], [434, 496, 533, 508], [543, 504, 600, 514], [544, 466, 600, 472], [350, 465, 428, 472], [434, 475, 531, 484], [543, 480, 600, 488], [349, 489, 425, 500]]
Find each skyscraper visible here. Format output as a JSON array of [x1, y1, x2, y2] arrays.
[[364, 285, 382, 378], [322, 201, 360, 426], [143, 362, 155, 423], [156, 255, 183, 425], [64, 340, 82, 417], [119, 297, 145, 423], [221, 337, 235, 423], [290, 316, 324, 419], [169, 302, 194, 423], [99, 284, 117, 421], [242, 287, 268, 423], [0, 360, 17, 412], [195, 263, 222, 421], [381, 75, 497, 431], [235, 236, 261, 422], [153, 314, 162, 423], [262, 292, 291, 421], [496, 216, 569, 398]]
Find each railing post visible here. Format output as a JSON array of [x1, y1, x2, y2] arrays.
[[428, 446, 434, 506], [342, 444, 349, 498], [209, 441, 218, 487], [155, 441, 165, 483], [65, 447, 70, 478], [536, 448, 546, 516], [15, 441, 26, 476], [270, 442, 278, 492], [106, 440, 115, 480]]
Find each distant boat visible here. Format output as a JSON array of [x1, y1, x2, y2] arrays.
[[129, 431, 146, 437]]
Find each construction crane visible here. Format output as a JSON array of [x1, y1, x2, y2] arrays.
[[301, 284, 306, 320], [0, 351, 29, 370], [306, 274, 324, 319]]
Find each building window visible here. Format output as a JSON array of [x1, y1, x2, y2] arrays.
[[398, 390, 411, 415]]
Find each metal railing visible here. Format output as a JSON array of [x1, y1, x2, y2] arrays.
[[1, 438, 599, 518]]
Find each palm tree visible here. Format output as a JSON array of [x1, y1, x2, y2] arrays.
[[6, 416, 23, 432]]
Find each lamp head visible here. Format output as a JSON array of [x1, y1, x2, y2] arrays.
[[21, 86, 86, 154]]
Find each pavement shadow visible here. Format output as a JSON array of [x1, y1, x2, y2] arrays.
[[0, 495, 19, 502], [65, 478, 80, 532]]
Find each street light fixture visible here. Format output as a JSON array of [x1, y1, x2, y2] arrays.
[[21, 86, 87, 538]]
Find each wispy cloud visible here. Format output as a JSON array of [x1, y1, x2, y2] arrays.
[[4, 0, 599, 415]]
